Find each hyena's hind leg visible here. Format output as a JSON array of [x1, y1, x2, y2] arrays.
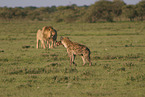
[[86, 55, 92, 66], [82, 54, 92, 66]]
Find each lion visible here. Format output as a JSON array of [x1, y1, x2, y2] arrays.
[[42, 26, 57, 48]]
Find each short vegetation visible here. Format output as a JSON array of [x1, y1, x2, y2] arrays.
[[0, 20, 145, 97]]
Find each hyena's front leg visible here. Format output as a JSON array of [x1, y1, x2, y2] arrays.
[[69, 56, 72, 66], [72, 54, 77, 66], [67, 49, 72, 66]]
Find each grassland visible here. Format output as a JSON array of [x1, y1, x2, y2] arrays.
[[0, 21, 145, 97]]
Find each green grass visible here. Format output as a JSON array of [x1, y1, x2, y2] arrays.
[[0, 21, 145, 97]]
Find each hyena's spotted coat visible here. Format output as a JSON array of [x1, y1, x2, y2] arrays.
[[56, 37, 92, 66]]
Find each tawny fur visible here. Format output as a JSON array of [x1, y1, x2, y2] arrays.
[[42, 26, 57, 48], [56, 37, 92, 66], [36, 29, 45, 49]]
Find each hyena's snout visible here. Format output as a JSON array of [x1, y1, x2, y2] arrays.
[[56, 41, 62, 46]]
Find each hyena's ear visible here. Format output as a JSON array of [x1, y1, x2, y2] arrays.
[[60, 36, 63, 40]]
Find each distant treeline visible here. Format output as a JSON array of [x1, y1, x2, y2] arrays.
[[0, 0, 145, 22]]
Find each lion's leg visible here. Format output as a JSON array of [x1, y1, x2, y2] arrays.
[[36, 39, 39, 49], [41, 40, 45, 49], [51, 40, 54, 48], [48, 40, 51, 48], [54, 40, 56, 47]]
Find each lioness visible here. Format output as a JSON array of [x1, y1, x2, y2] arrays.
[[36, 29, 45, 49]]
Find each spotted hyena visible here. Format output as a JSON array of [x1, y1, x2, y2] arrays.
[[56, 37, 92, 66]]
